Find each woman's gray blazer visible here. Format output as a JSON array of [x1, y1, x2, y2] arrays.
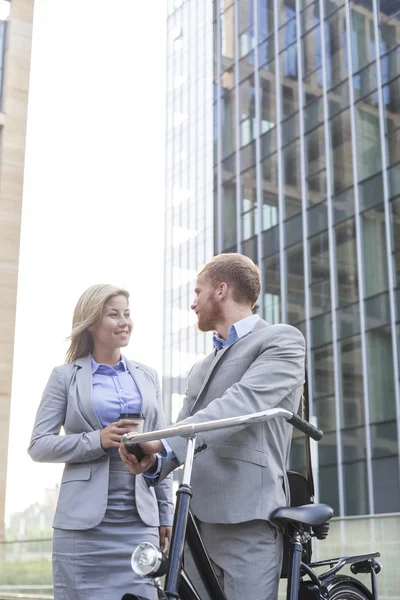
[[28, 355, 173, 530]]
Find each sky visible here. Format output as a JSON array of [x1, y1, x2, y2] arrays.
[[6, 0, 167, 520]]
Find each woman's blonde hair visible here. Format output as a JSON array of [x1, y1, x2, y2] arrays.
[[65, 284, 129, 363]]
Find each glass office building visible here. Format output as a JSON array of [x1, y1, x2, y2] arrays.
[[165, 0, 400, 517]]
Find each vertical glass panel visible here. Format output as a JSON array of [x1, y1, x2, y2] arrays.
[[371, 421, 398, 459], [301, 1, 320, 35], [284, 140, 302, 218], [319, 465, 340, 515], [373, 456, 400, 513], [239, 75, 256, 121], [280, 16, 297, 49], [312, 311, 333, 347], [222, 178, 237, 249], [356, 104, 382, 181], [263, 254, 281, 323], [341, 426, 367, 462], [262, 152, 279, 226], [383, 76, 400, 136], [305, 124, 327, 205], [330, 109, 354, 194], [314, 395, 336, 434], [343, 460, 368, 515], [238, 0, 254, 34], [392, 198, 400, 289], [310, 231, 331, 316], [313, 344, 334, 399], [241, 167, 258, 241], [303, 25, 323, 83], [335, 218, 359, 307], [351, 9, 374, 73], [260, 74, 277, 133], [222, 90, 236, 158], [221, 5, 235, 71], [386, 127, 400, 169], [325, 7, 348, 89], [263, 192, 279, 231], [339, 335, 365, 428], [281, 42, 298, 79], [368, 326, 396, 422], [286, 243, 305, 324], [362, 205, 388, 298], [282, 84, 298, 118], [258, 0, 275, 42], [241, 167, 257, 213]]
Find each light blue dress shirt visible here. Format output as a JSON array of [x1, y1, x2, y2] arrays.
[[146, 313, 261, 478], [91, 355, 143, 427]]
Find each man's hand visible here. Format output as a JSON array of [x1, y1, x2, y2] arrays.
[[119, 440, 161, 474], [159, 526, 172, 553]]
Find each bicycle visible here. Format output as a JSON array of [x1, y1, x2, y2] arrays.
[[121, 408, 382, 600]]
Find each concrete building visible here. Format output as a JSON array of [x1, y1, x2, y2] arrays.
[[0, 0, 34, 538]]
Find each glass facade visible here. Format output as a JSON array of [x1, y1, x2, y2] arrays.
[[163, 0, 214, 426], [213, 0, 400, 516], [164, 0, 400, 516]]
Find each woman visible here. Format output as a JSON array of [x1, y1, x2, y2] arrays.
[[28, 284, 173, 600]]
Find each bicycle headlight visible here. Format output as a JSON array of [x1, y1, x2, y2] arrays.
[[131, 542, 169, 578]]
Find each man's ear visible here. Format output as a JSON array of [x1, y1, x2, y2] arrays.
[[218, 282, 228, 298]]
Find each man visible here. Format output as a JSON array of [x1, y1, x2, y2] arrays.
[[120, 253, 305, 600]]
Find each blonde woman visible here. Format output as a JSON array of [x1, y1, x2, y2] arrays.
[[29, 284, 173, 600]]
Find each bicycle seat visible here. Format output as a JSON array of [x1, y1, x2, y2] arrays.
[[271, 503, 334, 527]]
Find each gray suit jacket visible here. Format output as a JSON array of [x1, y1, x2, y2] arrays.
[[156, 321, 305, 524], [28, 355, 174, 530]]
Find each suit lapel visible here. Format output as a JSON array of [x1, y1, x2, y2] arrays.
[[125, 359, 148, 421], [75, 355, 102, 429], [190, 342, 237, 414], [190, 319, 269, 415]]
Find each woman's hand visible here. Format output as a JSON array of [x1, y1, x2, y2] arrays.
[[100, 419, 138, 450], [159, 526, 172, 553]]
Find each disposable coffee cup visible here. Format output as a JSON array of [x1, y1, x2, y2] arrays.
[[119, 413, 145, 433]]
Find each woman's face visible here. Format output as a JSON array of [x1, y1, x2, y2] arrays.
[[91, 294, 133, 352]]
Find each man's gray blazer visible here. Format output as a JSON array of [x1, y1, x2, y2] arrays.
[[28, 355, 174, 530], [156, 320, 305, 524]]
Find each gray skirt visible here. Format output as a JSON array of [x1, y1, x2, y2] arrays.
[[53, 458, 160, 600]]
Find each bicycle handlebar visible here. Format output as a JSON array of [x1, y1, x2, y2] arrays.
[[122, 407, 323, 448]]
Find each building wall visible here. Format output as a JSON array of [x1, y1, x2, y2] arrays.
[[0, 0, 34, 538], [213, 0, 400, 516]]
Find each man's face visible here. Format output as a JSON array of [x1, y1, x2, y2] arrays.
[[191, 273, 223, 332]]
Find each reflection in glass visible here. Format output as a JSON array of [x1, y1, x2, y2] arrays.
[[222, 179, 237, 249], [313, 344, 334, 399], [310, 231, 331, 316], [373, 456, 400, 513], [339, 336, 364, 428], [222, 90, 236, 158], [356, 104, 382, 181], [367, 326, 396, 423], [362, 205, 388, 298], [330, 109, 353, 194], [221, 6, 235, 71], [263, 254, 281, 323], [325, 7, 348, 89], [335, 218, 359, 307], [344, 460, 368, 515], [286, 243, 305, 323]]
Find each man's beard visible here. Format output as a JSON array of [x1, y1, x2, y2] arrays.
[[197, 295, 223, 332]]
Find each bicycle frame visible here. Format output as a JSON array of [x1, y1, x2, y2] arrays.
[[121, 409, 380, 600]]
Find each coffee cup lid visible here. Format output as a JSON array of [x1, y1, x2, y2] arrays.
[[119, 412, 145, 419]]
